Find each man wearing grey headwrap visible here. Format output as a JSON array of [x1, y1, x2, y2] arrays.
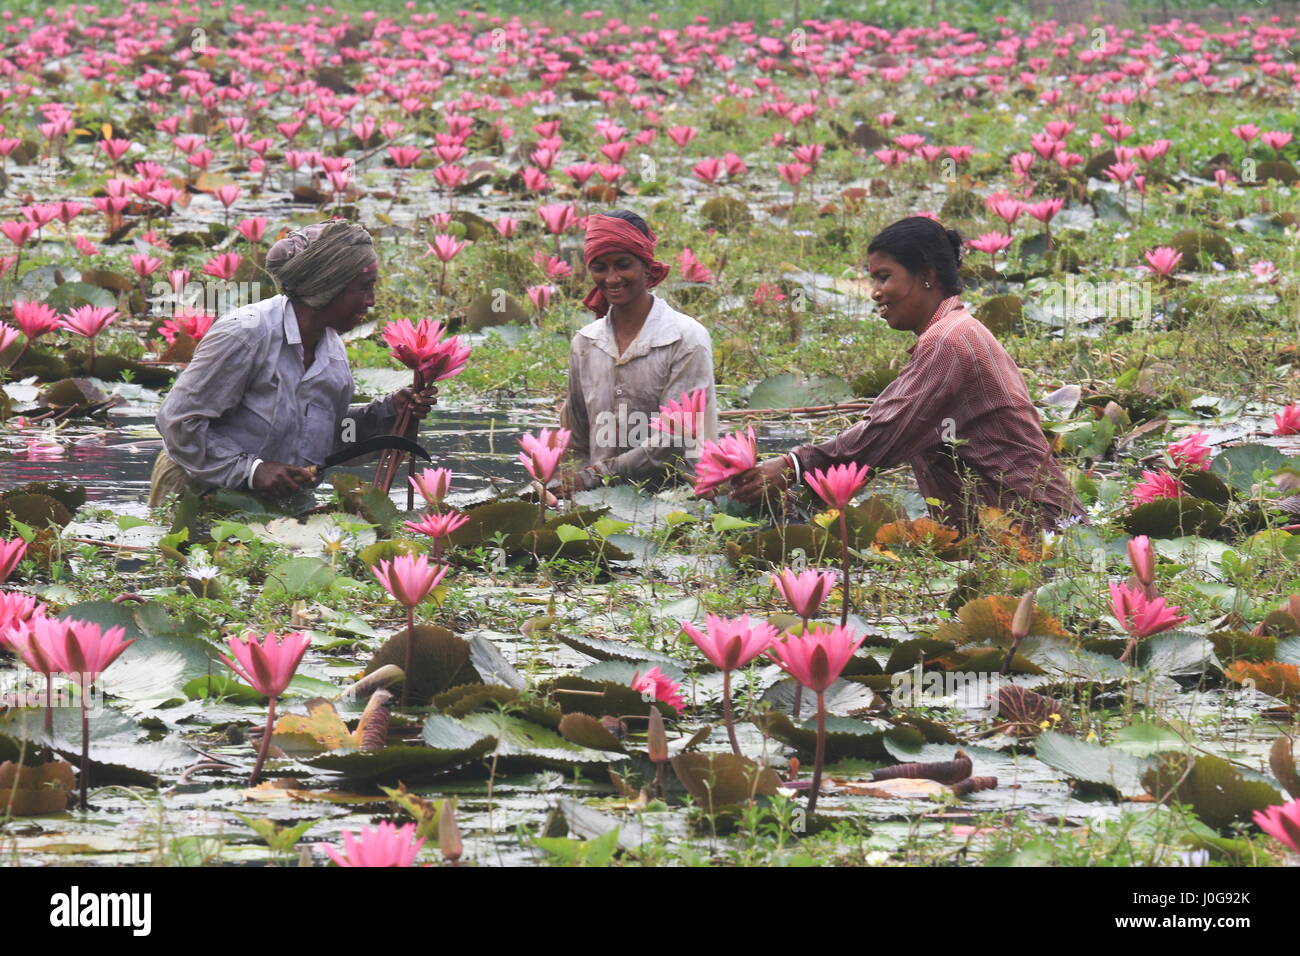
[[151, 220, 438, 504]]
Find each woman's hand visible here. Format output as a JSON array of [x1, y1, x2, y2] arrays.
[[393, 385, 439, 420], [729, 456, 795, 505]]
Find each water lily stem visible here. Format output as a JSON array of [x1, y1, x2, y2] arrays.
[[248, 695, 277, 787], [808, 690, 826, 814], [401, 606, 416, 708], [722, 670, 740, 756], [838, 512, 851, 627], [79, 694, 89, 811]]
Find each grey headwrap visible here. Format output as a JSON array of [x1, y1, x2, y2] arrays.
[[265, 219, 378, 309]]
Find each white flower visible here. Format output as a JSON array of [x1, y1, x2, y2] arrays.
[[865, 851, 890, 866], [1173, 849, 1209, 867], [186, 565, 220, 581]]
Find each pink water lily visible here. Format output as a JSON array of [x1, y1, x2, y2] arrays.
[[409, 467, 453, 510], [0, 590, 44, 640], [650, 388, 708, 439], [221, 630, 311, 786], [221, 630, 310, 700], [371, 554, 448, 610], [537, 203, 578, 236], [807, 463, 870, 624], [1253, 799, 1300, 856], [371, 554, 449, 708], [1109, 581, 1188, 661], [1141, 247, 1182, 277], [0, 536, 28, 583], [681, 614, 778, 672], [1273, 404, 1300, 437], [326, 822, 426, 867], [772, 568, 839, 622], [16, 613, 135, 808], [680, 614, 778, 753], [60, 305, 120, 368], [631, 666, 685, 715], [1132, 468, 1183, 504], [13, 301, 61, 344], [677, 247, 713, 283], [518, 427, 571, 488], [693, 426, 757, 495], [404, 511, 470, 555], [382, 318, 471, 382], [1166, 432, 1211, 471]]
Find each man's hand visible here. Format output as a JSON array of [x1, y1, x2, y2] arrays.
[[730, 456, 795, 505], [393, 385, 439, 420], [252, 461, 318, 497]]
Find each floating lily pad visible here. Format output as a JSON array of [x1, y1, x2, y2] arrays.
[[542, 674, 674, 719], [1120, 497, 1222, 537], [727, 524, 835, 569], [262, 556, 335, 599], [761, 677, 878, 720], [753, 711, 893, 760], [446, 499, 539, 553], [1136, 632, 1219, 677], [557, 632, 685, 668], [669, 752, 780, 812], [365, 625, 478, 704], [748, 373, 853, 410], [302, 737, 494, 783], [557, 713, 626, 752], [1210, 444, 1287, 494], [1208, 630, 1277, 664], [0, 760, 73, 816], [1034, 730, 1151, 798], [459, 711, 625, 768], [1142, 752, 1286, 831]]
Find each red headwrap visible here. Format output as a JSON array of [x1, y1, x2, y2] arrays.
[[582, 214, 671, 314]]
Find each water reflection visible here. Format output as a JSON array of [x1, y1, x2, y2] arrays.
[[0, 404, 811, 509]]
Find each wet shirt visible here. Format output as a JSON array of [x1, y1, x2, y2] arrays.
[[566, 294, 718, 486], [791, 296, 1085, 534], [156, 294, 396, 491]]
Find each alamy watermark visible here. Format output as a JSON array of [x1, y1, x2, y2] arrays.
[[150, 280, 262, 318], [1036, 276, 1153, 327], [890, 664, 1003, 718], [592, 409, 707, 459], [0, 670, 106, 715]]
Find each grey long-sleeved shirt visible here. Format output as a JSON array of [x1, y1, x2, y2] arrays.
[[565, 294, 718, 487], [156, 294, 396, 491]]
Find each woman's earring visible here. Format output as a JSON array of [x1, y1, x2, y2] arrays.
[[925, 281, 931, 288]]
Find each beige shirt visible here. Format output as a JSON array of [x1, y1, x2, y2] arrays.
[[565, 294, 718, 487]]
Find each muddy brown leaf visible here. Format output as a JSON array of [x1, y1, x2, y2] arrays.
[[871, 749, 972, 784]]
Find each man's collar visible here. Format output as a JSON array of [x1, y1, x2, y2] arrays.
[[578, 295, 680, 361], [282, 296, 302, 346]]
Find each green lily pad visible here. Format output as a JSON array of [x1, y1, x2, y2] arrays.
[[669, 752, 781, 812], [459, 711, 625, 768], [262, 556, 335, 599], [557, 632, 685, 668], [747, 373, 853, 410], [1136, 632, 1220, 677], [365, 625, 478, 704], [1142, 752, 1286, 831], [1120, 497, 1222, 538], [1034, 730, 1151, 798], [1210, 444, 1287, 493], [557, 713, 626, 752]]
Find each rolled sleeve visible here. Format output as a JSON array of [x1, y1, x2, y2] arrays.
[[156, 327, 261, 491]]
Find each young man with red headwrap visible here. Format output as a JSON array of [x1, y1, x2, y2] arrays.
[[560, 210, 718, 492]]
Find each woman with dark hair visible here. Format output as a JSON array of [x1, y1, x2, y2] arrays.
[[731, 216, 1084, 536], [558, 209, 718, 491]]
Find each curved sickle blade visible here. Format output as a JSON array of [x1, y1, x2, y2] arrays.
[[322, 435, 432, 470]]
